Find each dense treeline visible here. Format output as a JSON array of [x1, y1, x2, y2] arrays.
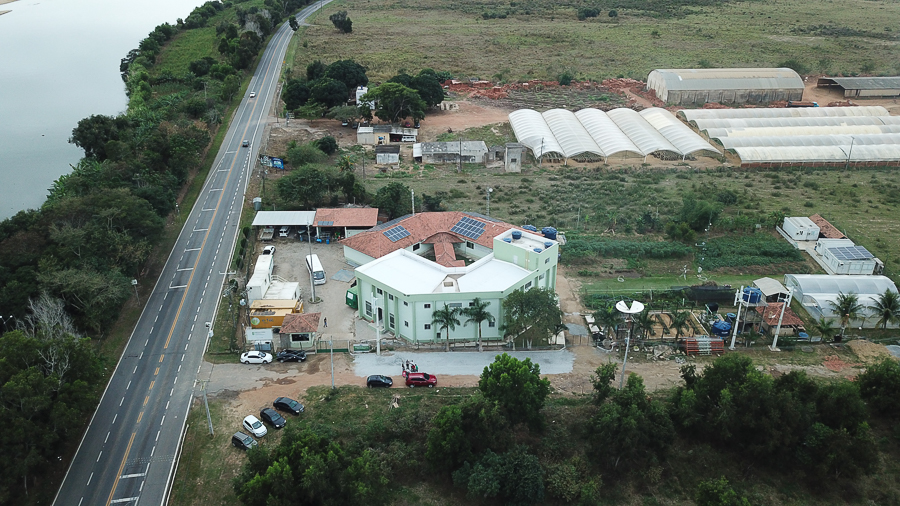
[[0, 1, 310, 502], [234, 354, 900, 505]]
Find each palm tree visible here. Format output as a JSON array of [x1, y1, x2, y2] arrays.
[[432, 304, 461, 352], [594, 305, 621, 341], [461, 297, 494, 352], [811, 317, 837, 342], [871, 289, 900, 330], [828, 291, 865, 342], [670, 310, 691, 340], [635, 311, 656, 340]]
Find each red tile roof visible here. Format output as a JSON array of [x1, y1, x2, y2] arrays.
[[314, 208, 379, 228], [809, 214, 846, 239], [755, 303, 803, 327], [341, 212, 523, 260], [280, 312, 321, 333]]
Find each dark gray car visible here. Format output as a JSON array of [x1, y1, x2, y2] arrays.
[[231, 431, 257, 450]]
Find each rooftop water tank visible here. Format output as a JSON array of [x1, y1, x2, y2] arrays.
[[711, 321, 732, 337], [503, 237, 512, 243], [511, 230, 522, 240], [533, 248, 542, 253], [542, 227, 557, 240], [726, 313, 736, 322], [544, 241, 553, 249], [741, 287, 762, 304], [523, 225, 538, 232]]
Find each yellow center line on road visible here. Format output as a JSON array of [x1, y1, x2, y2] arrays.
[[154, 367, 159, 376], [105, 433, 136, 506], [159, 354, 164, 362]]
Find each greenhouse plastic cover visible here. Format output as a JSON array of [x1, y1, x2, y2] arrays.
[[785, 274, 898, 297], [731, 144, 900, 163], [704, 124, 900, 139], [695, 115, 900, 131], [679, 105, 889, 122], [716, 133, 900, 149], [509, 107, 718, 159], [639, 108, 721, 155]]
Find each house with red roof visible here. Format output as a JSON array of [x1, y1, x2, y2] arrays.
[[346, 212, 560, 346]]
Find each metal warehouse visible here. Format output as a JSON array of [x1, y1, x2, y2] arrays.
[[816, 76, 900, 98], [646, 68, 804, 105]]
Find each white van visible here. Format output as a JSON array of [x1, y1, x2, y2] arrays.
[[278, 226, 290, 238], [305, 254, 326, 285]]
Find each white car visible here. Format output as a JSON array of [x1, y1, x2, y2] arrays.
[[243, 415, 267, 438], [262, 245, 275, 255], [250, 92, 256, 98], [240, 351, 272, 364]]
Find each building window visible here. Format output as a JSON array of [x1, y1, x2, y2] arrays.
[[539, 273, 545, 280], [488, 321, 496, 328], [377, 288, 383, 295], [468, 301, 476, 307], [466, 241, 475, 249], [365, 301, 372, 316], [424, 324, 431, 330], [291, 333, 310, 342], [443, 281, 454, 287], [545, 258, 550, 264], [389, 314, 395, 328], [424, 303, 431, 309], [413, 243, 421, 251], [525, 281, 532, 290], [449, 303, 462, 308], [403, 301, 408, 306], [389, 294, 394, 301], [404, 321, 409, 327]]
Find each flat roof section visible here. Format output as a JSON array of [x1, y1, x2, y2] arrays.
[[252, 211, 316, 227]]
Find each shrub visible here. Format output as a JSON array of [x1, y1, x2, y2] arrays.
[[857, 358, 900, 416]]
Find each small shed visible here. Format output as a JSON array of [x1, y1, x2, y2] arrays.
[[505, 143, 525, 172], [357, 125, 418, 145], [782, 216, 820, 241], [375, 145, 401, 165], [754, 302, 804, 337], [487, 145, 505, 162], [249, 299, 302, 329], [753, 277, 789, 303], [418, 141, 488, 165], [313, 207, 379, 238], [246, 328, 275, 352], [646, 68, 804, 105], [279, 312, 321, 350], [809, 214, 846, 239], [816, 76, 900, 98]]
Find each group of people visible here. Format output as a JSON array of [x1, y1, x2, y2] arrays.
[[403, 360, 419, 373]]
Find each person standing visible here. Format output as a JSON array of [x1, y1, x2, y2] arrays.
[[324, 317, 328, 328]]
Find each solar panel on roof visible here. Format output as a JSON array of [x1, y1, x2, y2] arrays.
[[829, 246, 873, 261], [383, 225, 411, 242], [450, 216, 486, 240], [318, 221, 334, 226]]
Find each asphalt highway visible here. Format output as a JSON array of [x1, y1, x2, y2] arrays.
[[52, 3, 332, 505]]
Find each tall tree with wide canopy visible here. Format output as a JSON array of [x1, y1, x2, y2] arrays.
[[501, 287, 564, 349], [361, 83, 426, 124], [309, 78, 349, 108], [871, 289, 900, 329], [828, 291, 865, 341], [324, 59, 368, 91], [462, 297, 494, 352], [478, 353, 551, 430], [373, 181, 415, 220], [432, 304, 461, 352]]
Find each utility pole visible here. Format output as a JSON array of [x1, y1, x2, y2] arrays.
[[616, 300, 645, 389], [486, 187, 493, 217], [307, 224, 316, 302], [411, 189, 415, 217], [770, 288, 793, 351]]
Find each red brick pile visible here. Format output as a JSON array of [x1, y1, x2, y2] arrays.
[[601, 77, 645, 92]]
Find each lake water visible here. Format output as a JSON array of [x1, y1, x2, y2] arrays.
[[0, 0, 203, 219]]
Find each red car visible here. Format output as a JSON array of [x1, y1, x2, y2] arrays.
[[403, 371, 437, 388]]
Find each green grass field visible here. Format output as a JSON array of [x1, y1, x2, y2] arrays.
[[294, 0, 900, 82]]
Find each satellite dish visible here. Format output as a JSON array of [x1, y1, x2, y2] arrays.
[[615, 300, 645, 315]]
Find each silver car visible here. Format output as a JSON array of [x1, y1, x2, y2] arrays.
[[243, 415, 268, 438]]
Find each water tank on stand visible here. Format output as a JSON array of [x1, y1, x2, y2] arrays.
[[711, 320, 732, 337], [741, 287, 762, 304]]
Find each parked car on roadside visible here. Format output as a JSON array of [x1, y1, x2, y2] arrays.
[[366, 375, 393, 388], [403, 371, 437, 388], [276, 349, 306, 363], [260, 408, 286, 429], [231, 431, 257, 450], [240, 351, 272, 364], [262, 245, 275, 255], [243, 415, 268, 437], [273, 396, 305, 415]]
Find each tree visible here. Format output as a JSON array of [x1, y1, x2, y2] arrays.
[[501, 287, 563, 349], [593, 305, 620, 341], [69, 114, 132, 161], [451, 446, 544, 505], [309, 77, 349, 108], [325, 59, 368, 91], [285, 142, 326, 167], [373, 182, 413, 220], [635, 310, 656, 339], [871, 289, 900, 329], [810, 316, 837, 342], [276, 165, 327, 208], [695, 477, 751, 506], [307, 59, 327, 81], [478, 353, 551, 430], [589, 374, 674, 471], [282, 79, 310, 110], [220, 74, 241, 101], [431, 304, 461, 352], [426, 405, 471, 471], [327, 104, 361, 124], [288, 16, 299, 31], [461, 297, 494, 352], [590, 363, 617, 404], [670, 309, 692, 339], [329, 10, 352, 33], [315, 136, 338, 155], [361, 83, 426, 124], [828, 291, 864, 341], [857, 358, 900, 416], [411, 69, 445, 107]]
